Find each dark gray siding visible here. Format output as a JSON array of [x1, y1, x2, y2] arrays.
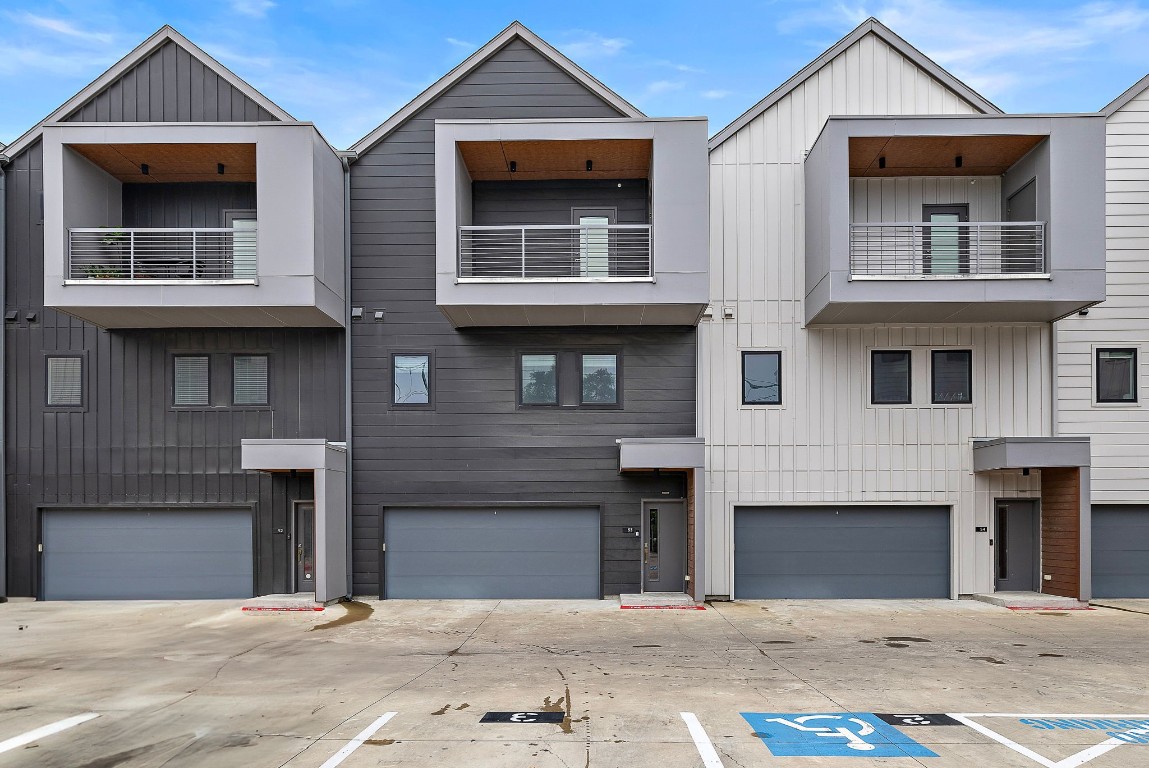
[[471, 180, 649, 226], [4, 142, 342, 598], [63, 40, 276, 123], [123, 182, 257, 228], [350, 38, 695, 596]]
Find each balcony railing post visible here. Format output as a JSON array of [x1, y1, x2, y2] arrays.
[[521, 228, 527, 278], [192, 229, 198, 280], [129, 230, 135, 280]]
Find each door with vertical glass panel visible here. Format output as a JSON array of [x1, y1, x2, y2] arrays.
[[642, 500, 686, 592], [572, 208, 615, 278], [923, 204, 969, 274], [293, 501, 316, 593], [995, 500, 1038, 592]]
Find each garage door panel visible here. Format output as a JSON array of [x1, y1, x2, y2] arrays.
[[1093, 505, 1149, 598], [735, 506, 950, 599], [385, 507, 599, 599]]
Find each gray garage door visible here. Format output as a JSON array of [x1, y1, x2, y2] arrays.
[[1093, 505, 1149, 598], [42, 509, 253, 600], [384, 507, 599, 599], [734, 506, 950, 598]]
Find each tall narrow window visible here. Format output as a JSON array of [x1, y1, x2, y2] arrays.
[[47, 356, 83, 406], [742, 351, 781, 405], [521, 353, 558, 405], [233, 355, 269, 406], [872, 350, 912, 404], [393, 353, 431, 406], [581, 353, 619, 405], [1097, 348, 1137, 403], [931, 350, 972, 404], [174, 356, 211, 406]]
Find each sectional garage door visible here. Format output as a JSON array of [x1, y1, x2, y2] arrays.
[[734, 506, 951, 598], [384, 507, 600, 599], [1092, 506, 1149, 598], [42, 509, 254, 600]]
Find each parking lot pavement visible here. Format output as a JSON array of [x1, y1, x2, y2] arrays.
[[2, 598, 1149, 767]]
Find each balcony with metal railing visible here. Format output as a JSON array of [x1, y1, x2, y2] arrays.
[[457, 224, 652, 281], [849, 222, 1046, 279], [67, 227, 258, 284]]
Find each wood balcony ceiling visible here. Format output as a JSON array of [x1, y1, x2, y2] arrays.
[[849, 135, 1045, 177], [69, 143, 257, 183], [458, 139, 652, 181]]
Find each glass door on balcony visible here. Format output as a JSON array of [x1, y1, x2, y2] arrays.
[[224, 209, 257, 280], [923, 204, 969, 275], [573, 208, 616, 278]]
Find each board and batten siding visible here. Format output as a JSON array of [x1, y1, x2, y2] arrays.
[[349, 38, 695, 597], [704, 30, 1049, 597], [1055, 85, 1149, 503]]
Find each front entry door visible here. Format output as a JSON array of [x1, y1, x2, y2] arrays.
[[995, 501, 1038, 592], [642, 501, 686, 592], [293, 501, 316, 593]]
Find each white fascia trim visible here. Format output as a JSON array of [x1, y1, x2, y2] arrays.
[[1102, 72, 1149, 117], [3, 25, 295, 159], [347, 20, 644, 157], [708, 18, 1001, 151]]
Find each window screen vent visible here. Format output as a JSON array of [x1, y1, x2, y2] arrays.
[[47, 357, 82, 406], [174, 356, 210, 406], [233, 355, 269, 405]]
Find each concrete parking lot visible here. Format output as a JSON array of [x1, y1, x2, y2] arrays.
[[1, 598, 1148, 767]]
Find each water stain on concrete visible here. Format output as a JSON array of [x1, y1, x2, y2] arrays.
[[972, 656, 1006, 665], [886, 642, 910, 648], [309, 601, 373, 632], [454, 703, 470, 710], [1039, 653, 1065, 658], [364, 739, 396, 746], [633, 644, 662, 648], [761, 640, 795, 645], [858, 640, 877, 644], [884, 637, 931, 643], [1038, 612, 1068, 617], [431, 704, 451, 716]]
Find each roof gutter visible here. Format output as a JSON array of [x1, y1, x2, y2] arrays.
[[0, 155, 8, 602], [340, 151, 354, 599]]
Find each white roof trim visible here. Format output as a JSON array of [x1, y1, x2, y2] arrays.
[[1, 25, 294, 159], [1102, 73, 1149, 117], [709, 17, 1000, 150], [348, 21, 644, 156]]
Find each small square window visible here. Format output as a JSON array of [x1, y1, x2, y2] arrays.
[[174, 356, 210, 406], [233, 355, 269, 406], [393, 354, 431, 406], [580, 353, 619, 405], [742, 351, 781, 405], [1097, 348, 1138, 403], [47, 356, 83, 406], [872, 350, 912, 404], [521, 353, 558, 405], [931, 350, 972, 404]]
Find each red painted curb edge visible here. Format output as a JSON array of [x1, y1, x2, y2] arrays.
[[1006, 606, 1095, 611], [620, 605, 706, 610], [241, 606, 326, 612]]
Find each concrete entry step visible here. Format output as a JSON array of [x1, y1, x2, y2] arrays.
[[619, 592, 704, 609], [241, 593, 325, 612], [972, 591, 1092, 610]]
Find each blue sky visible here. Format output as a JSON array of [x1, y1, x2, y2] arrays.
[[2, 0, 1148, 148]]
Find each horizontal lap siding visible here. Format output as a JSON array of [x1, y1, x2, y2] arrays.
[[350, 38, 695, 597]]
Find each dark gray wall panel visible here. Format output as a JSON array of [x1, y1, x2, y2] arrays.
[[1092, 505, 1149, 598], [350, 37, 693, 597], [384, 507, 599, 598], [472, 180, 648, 226], [734, 506, 951, 598], [42, 508, 252, 599], [63, 40, 276, 123], [123, 182, 256, 228]]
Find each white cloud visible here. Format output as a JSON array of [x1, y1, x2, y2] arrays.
[[446, 37, 475, 49], [558, 30, 631, 59], [645, 79, 685, 96], [9, 12, 114, 45], [702, 89, 732, 99], [230, 0, 276, 18]]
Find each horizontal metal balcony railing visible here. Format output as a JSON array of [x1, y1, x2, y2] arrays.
[[458, 224, 652, 280], [67, 227, 258, 283], [849, 222, 1046, 278]]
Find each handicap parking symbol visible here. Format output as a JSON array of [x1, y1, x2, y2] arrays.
[[742, 712, 938, 758]]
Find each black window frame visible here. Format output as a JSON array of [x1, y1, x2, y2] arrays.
[[578, 351, 622, 408], [231, 353, 271, 407], [1096, 347, 1139, 404], [391, 351, 434, 409], [172, 354, 212, 408], [742, 350, 782, 406], [45, 353, 85, 409], [518, 351, 560, 407], [871, 349, 913, 405], [930, 349, 973, 405]]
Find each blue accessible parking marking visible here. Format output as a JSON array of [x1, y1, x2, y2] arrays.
[[742, 712, 938, 758]]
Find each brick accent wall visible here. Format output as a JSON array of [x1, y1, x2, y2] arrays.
[[1041, 467, 1081, 599]]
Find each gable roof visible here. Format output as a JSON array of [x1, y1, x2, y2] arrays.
[[708, 17, 1000, 150], [1102, 73, 1149, 117], [1, 25, 294, 160], [348, 21, 644, 157]]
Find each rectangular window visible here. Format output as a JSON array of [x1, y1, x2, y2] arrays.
[[174, 356, 211, 406], [1097, 348, 1138, 403], [931, 350, 972, 404], [47, 356, 83, 406], [233, 355, 269, 406], [742, 351, 781, 405], [393, 353, 431, 406], [581, 353, 619, 405], [521, 353, 558, 405], [872, 350, 912, 404]]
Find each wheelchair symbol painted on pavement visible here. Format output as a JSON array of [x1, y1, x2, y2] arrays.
[[742, 712, 939, 757]]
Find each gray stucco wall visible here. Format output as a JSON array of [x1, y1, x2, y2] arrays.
[[349, 37, 698, 596]]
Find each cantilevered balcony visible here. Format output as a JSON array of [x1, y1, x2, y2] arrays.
[[458, 224, 652, 280], [68, 227, 258, 283], [849, 222, 1046, 278]]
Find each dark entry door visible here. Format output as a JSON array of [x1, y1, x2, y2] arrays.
[[294, 502, 316, 593], [995, 501, 1038, 592], [643, 501, 686, 592]]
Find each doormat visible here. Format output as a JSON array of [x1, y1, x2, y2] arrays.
[[620, 605, 706, 610]]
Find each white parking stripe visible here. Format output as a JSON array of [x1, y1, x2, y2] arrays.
[[319, 712, 397, 768], [0, 713, 100, 755], [680, 712, 724, 768]]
